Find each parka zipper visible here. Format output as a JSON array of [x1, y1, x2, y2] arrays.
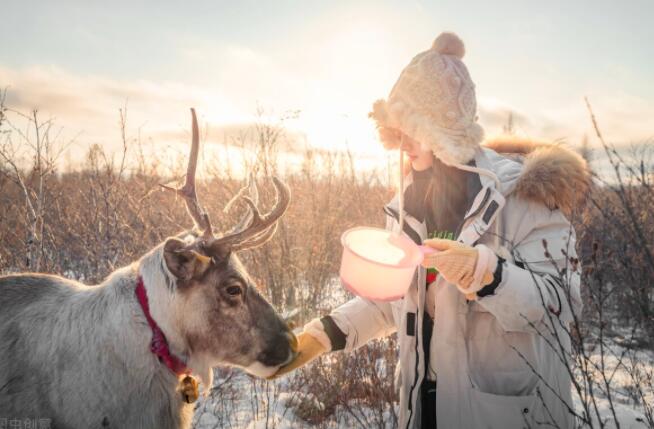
[[462, 186, 491, 225], [383, 206, 422, 244], [383, 205, 424, 429]]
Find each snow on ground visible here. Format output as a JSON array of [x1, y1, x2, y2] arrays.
[[191, 276, 653, 428], [191, 371, 393, 429], [572, 394, 648, 429], [569, 343, 654, 429], [192, 345, 654, 428]]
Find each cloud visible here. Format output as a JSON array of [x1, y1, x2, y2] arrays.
[[478, 94, 654, 146], [478, 98, 533, 132], [1, 62, 651, 171], [0, 64, 315, 172], [0, 65, 256, 153]]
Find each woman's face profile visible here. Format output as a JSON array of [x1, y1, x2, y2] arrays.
[[398, 131, 433, 170]]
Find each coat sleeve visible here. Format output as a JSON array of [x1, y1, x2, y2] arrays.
[[327, 297, 397, 352], [476, 202, 583, 333], [323, 210, 402, 351]]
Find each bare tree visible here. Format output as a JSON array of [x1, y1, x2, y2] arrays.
[[0, 96, 70, 271]]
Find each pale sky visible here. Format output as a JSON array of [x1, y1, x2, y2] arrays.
[[1, 0, 653, 163]]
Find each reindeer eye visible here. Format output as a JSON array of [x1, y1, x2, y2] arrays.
[[226, 285, 243, 297]]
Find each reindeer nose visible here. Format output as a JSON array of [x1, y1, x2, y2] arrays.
[[287, 331, 298, 353], [257, 324, 298, 367]]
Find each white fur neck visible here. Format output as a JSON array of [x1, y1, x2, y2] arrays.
[[137, 244, 215, 387]]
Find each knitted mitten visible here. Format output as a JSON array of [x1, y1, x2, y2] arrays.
[[179, 375, 199, 403], [268, 319, 331, 379], [422, 239, 497, 299]]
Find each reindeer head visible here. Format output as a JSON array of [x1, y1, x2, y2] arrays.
[[145, 109, 296, 383]]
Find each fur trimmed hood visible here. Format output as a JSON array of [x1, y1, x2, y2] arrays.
[[483, 137, 591, 215]]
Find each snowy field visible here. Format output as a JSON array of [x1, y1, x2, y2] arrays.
[[191, 344, 654, 428]]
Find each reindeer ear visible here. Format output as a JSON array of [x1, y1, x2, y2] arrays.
[[163, 238, 211, 282]]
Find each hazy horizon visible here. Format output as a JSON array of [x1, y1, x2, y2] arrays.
[[2, 0, 653, 164]]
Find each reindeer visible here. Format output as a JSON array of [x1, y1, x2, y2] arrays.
[[0, 109, 297, 429]]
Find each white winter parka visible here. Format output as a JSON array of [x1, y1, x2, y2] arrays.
[[329, 143, 586, 429]]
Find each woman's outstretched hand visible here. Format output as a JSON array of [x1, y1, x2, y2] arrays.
[[267, 320, 332, 380], [422, 238, 497, 300]]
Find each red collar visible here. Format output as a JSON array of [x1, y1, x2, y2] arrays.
[[135, 277, 190, 376]]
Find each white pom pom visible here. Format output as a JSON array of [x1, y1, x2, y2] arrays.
[[432, 32, 465, 59]]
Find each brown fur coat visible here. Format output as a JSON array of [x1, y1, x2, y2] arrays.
[[484, 137, 592, 215]]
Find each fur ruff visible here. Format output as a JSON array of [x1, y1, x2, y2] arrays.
[[484, 136, 591, 214], [370, 99, 483, 166]]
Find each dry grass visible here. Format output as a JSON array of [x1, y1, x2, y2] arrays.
[[1, 95, 652, 427]]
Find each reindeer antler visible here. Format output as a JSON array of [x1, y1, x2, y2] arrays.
[[211, 176, 290, 252], [160, 108, 215, 240], [162, 108, 291, 254]]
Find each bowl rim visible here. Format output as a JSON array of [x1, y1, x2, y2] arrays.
[[340, 276, 406, 302], [340, 226, 422, 269]]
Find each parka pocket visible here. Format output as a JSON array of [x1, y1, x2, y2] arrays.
[[469, 387, 538, 429]]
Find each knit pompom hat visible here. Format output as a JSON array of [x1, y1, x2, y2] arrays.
[[369, 32, 484, 166]]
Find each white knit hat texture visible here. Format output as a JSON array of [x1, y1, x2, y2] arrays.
[[370, 32, 484, 166]]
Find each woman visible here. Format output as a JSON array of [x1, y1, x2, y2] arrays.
[[274, 32, 589, 429]]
